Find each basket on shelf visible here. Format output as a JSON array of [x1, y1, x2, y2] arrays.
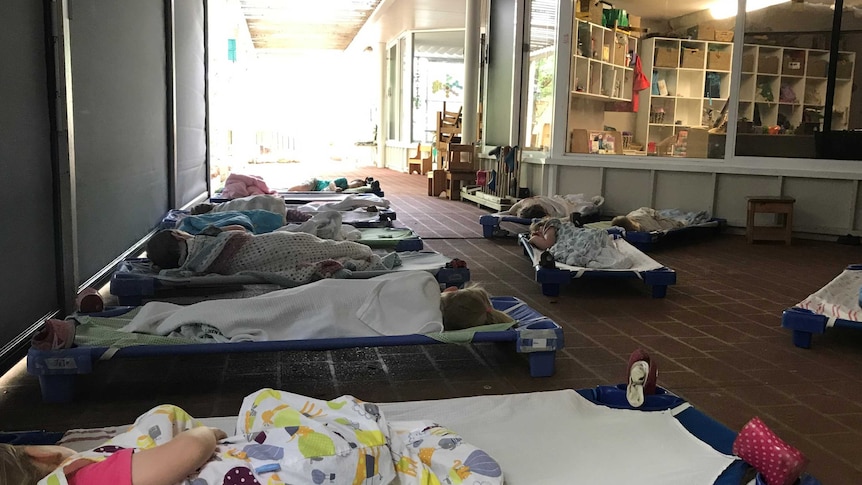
[[649, 111, 665, 124], [622, 133, 634, 149]]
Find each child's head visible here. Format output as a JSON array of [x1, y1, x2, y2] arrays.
[[518, 203, 548, 220], [440, 284, 512, 331], [611, 215, 642, 232], [146, 229, 192, 269], [529, 217, 549, 235], [0, 444, 75, 484]]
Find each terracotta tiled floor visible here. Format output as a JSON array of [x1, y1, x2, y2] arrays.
[[2, 166, 862, 483]]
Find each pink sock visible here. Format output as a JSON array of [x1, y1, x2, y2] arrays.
[[733, 417, 809, 485]]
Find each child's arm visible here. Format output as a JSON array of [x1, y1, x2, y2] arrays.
[[131, 427, 227, 485], [326, 181, 343, 192]]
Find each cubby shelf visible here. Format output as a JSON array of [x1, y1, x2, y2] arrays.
[[570, 18, 638, 101], [738, 44, 855, 130]]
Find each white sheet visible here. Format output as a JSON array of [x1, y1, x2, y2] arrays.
[[797, 268, 862, 323], [59, 390, 736, 485], [120, 271, 444, 341], [527, 237, 665, 273]]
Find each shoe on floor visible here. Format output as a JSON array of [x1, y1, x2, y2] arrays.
[[625, 348, 657, 407]]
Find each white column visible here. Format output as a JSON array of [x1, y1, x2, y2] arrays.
[[463, 0, 481, 145], [377, 42, 387, 167]]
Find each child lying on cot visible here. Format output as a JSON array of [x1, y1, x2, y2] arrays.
[[529, 217, 632, 269], [611, 207, 712, 232], [287, 176, 379, 193], [2, 388, 505, 485], [505, 194, 604, 220], [146, 226, 398, 285], [121, 271, 513, 341]]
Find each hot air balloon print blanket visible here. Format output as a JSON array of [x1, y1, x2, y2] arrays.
[[39, 388, 504, 485]]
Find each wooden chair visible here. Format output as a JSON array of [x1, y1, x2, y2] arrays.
[[407, 143, 432, 175], [445, 144, 477, 201], [435, 102, 463, 167]]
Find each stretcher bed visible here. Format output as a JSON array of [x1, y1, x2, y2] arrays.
[[3, 386, 798, 484], [27, 296, 563, 403], [517, 232, 677, 297], [588, 218, 728, 251], [480, 213, 726, 251], [213, 187, 385, 204], [781, 264, 862, 348], [110, 250, 470, 305]]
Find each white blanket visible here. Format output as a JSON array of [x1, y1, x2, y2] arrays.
[[528, 237, 665, 274], [797, 268, 862, 323], [297, 194, 390, 212], [121, 272, 444, 341]]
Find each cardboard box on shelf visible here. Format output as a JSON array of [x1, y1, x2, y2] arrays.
[[655, 46, 680, 68], [782, 54, 806, 76], [714, 30, 734, 42], [614, 41, 628, 66], [575, 0, 604, 25], [570, 129, 623, 154], [758, 55, 780, 74], [742, 54, 756, 73], [707, 51, 731, 71], [681, 48, 706, 69], [627, 14, 641, 29], [686, 128, 726, 159], [807, 59, 828, 78], [697, 25, 716, 41]]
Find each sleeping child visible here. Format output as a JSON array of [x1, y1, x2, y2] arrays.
[[611, 207, 712, 232], [119, 271, 513, 341], [3, 388, 504, 485], [146, 226, 399, 286], [287, 176, 379, 193], [529, 217, 632, 269], [505, 194, 604, 220]]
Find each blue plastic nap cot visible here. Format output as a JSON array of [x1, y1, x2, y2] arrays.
[[0, 385, 821, 485], [161, 207, 397, 230], [212, 188, 385, 204], [480, 213, 726, 251], [781, 264, 862, 348], [27, 296, 563, 403], [517, 232, 677, 297], [110, 251, 471, 305]]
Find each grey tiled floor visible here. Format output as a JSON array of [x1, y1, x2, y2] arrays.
[[2, 167, 862, 483]]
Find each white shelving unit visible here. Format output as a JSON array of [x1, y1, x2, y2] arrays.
[[570, 18, 638, 102], [636, 37, 733, 156], [738, 44, 855, 131]]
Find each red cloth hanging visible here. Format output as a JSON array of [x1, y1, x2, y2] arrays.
[[631, 54, 651, 113]]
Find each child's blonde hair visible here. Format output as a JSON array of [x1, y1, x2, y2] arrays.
[[440, 284, 513, 331], [0, 444, 45, 485], [611, 215, 642, 232]]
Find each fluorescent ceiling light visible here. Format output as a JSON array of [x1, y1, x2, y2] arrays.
[[710, 0, 791, 19]]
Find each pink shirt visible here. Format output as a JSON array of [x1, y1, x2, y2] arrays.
[[67, 448, 133, 485]]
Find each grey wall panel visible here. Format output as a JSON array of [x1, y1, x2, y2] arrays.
[[0, 0, 60, 345], [485, 0, 516, 146], [603, 169, 652, 216], [715, 174, 781, 227], [558, 166, 602, 196], [784, 177, 854, 233], [175, 0, 208, 206], [71, 0, 169, 279], [654, 172, 714, 213]]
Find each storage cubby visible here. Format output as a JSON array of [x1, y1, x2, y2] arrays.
[[736, 44, 854, 131], [569, 17, 638, 103]]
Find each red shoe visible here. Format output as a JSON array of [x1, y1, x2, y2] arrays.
[[626, 348, 658, 407], [733, 417, 809, 485]]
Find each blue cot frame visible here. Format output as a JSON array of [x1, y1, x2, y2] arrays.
[[781, 264, 862, 349], [0, 385, 822, 485], [27, 296, 564, 403], [517, 233, 677, 297]]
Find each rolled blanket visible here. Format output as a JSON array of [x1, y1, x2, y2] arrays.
[[219, 173, 276, 199]]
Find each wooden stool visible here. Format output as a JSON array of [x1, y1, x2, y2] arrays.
[[746, 196, 795, 245], [446, 171, 475, 201], [427, 169, 446, 196]]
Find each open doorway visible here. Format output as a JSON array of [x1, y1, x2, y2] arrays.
[[206, 0, 381, 193]]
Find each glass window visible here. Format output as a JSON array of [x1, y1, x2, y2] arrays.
[[523, 0, 557, 151], [411, 31, 466, 143], [735, 0, 852, 159], [564, 0, 738, 159], [386, 43, 399, 140]]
